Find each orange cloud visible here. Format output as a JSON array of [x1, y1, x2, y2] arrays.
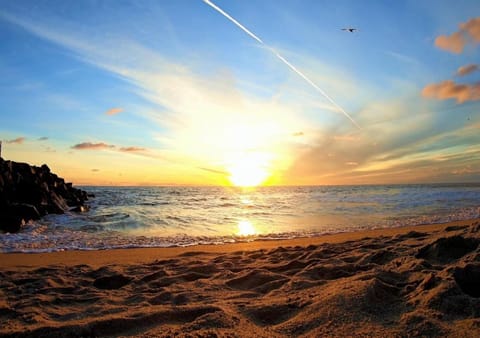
[[457, 64, 478, 77], [119, 146, 145, 152], [435, 32, 466, 54], [435, 17, 480, 53], [422, 80, 480, 103], [105, 107, 123, 116], [72, 142, 115, 150], [6, 137, 25, 144], [460, 17, 480, 42]]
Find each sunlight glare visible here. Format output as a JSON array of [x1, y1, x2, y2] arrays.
[[228, 152, 270, 187], [237, 220, 256, 236]]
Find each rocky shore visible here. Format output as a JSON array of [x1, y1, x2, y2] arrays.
[[0, 158, 90, 233]]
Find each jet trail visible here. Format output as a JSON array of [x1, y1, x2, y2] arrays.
[[203, 0, 361, 129]]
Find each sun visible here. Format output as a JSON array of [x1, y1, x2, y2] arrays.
[[228, 153, 270, 187]]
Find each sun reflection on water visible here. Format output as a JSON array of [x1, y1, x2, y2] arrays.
[[240, 196, 253, 205], [237, 220, 256, 236]]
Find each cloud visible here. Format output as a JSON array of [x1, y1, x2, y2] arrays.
[[119, 146, 145, 152], [105, 107, 123, 116], [5, 8, 478, 184], [460, 17, 480, 42], [451, 165, 475, 175], [456, 64, 478, 77], [435, 17, 480, 53], [202, 0, 360, 129], [6, 137, 25, 144], [197, 166, 229, 175], [435, 32, 466, 54], [422, 80, 480, 103], [38, 136, 49, 141], [72, 142, 115, 150]]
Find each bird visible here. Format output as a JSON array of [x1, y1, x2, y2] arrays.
[[342, 28, 357, 33]]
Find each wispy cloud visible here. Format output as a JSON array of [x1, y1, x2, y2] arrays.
[[197, 166, 229, 175], [72, 142, 115, 150], [456, 64, 478, 77], [422, 80, 480, 104], [105, 107, 123, 116], [6, 137, 25, 144], [72, 142, 156, 159], [3, 6, 478, 184], [119, 146, 145, 152], [435, 17, 480, 54]]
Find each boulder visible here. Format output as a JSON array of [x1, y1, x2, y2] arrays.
[[0, 215, 25, 233], [0, 158, 91, 233]]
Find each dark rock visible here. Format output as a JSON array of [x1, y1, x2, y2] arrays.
[[0, 215, 25, 233], [40, 164, 50, 173], [10, 203, 41, 220], [0, 158, 91, 233]]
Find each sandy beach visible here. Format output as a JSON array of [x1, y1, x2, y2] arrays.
[[1, 219, 480, 337]]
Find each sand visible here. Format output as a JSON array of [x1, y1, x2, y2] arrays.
[[1, 220, 480, 337]]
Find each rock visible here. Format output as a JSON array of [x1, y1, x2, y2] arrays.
[[0, 215, 25, 233], [10, 203, 41, 220], [0, 158, 91, 233], [40, 164, 50, 173], [48, 191, 68, 214]]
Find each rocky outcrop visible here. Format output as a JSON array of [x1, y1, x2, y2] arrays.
[[0, 158, 91, 233]]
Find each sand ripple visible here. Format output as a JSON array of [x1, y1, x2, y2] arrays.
[[1, 222, 480, 337]]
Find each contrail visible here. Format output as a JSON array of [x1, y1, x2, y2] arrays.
[[203, 0, 361, 129]]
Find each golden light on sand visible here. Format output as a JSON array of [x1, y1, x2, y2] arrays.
[[237, 220, 256, 236], [228, 152, 270, 187]]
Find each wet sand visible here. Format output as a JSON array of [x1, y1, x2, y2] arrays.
[[1, 220, 480, 337]]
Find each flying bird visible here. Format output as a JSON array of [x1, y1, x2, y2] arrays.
[[342, 28, 357, 33], [203, 0, 362, 129]]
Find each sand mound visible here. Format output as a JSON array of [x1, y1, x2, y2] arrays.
[[416, 235, 479, 263], [1, 221, 480, 337]]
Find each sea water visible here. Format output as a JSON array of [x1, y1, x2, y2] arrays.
[[1, 184, 480, 252]]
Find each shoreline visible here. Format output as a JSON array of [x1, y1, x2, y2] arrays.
[[1, 218, 479, 337], [2, 218, 478, 269]]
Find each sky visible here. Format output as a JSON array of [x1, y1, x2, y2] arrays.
[[0, 0, 479, 186]]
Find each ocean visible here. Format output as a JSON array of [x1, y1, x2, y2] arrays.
[[2, 184, 480, 253]]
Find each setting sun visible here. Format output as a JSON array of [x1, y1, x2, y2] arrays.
[[228, 152, 270, 187]]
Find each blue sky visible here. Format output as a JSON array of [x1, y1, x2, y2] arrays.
[[0, 0, 479, 185]]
